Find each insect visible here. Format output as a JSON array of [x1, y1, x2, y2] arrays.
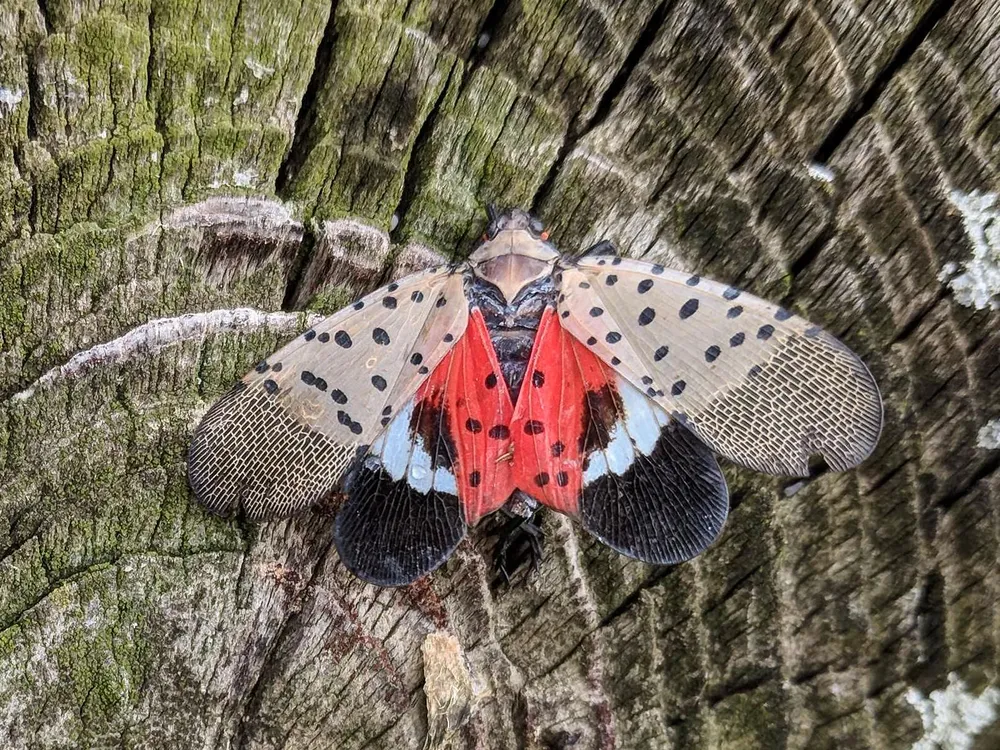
[[188, 207, 882, 586]]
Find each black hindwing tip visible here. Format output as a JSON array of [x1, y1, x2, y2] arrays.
[[333, 460, 467, 586], [579, 421, 728, 565]]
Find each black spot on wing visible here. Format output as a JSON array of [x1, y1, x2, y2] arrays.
[[679, 299, 698, 319], [337, 410, 363, 435], [334, 458, 466, 586], [579, 421, 728, 564], [524, 420, 544, 435]]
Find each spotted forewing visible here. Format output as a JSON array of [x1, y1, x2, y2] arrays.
[[188, 267, 468, 521], [558, 258, 882, 476]]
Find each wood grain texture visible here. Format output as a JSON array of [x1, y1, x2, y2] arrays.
[[2, 0, 999, 748]]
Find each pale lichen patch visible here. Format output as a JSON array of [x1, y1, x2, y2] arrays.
[[233, 169, 257, 188], [209, 166, 259, 189], [0, 86, 24, 113], [244, 57, 275, 79], [976, 419, 1000, 450], [940, 190, 1000, 310], [805, 162, 835, 183], [905, 673, 1000, 750]]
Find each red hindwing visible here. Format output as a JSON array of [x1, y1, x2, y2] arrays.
[[417, 308, 515, 524], [510, 307, 615, 514]]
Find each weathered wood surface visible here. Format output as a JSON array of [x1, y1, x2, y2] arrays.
[[2, 0, 999, 747]]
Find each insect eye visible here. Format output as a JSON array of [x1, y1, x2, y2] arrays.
[[540, 231, 549, 241]]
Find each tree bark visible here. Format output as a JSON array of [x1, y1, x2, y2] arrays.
[[2, 0, 999, 748]]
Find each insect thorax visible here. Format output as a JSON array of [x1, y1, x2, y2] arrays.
[[469, 272, 557, 403]]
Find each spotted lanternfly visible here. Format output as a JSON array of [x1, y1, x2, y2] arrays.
[[188, 207, 882, 586]]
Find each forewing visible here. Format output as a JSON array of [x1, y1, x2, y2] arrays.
[[511, 307, 728, 563], [333, 309, 515, 585], [188, 267, 469, 520], [558, 258, 882, 476]]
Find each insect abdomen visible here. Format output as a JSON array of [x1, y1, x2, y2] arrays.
[[471, 276, 556, 402]]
